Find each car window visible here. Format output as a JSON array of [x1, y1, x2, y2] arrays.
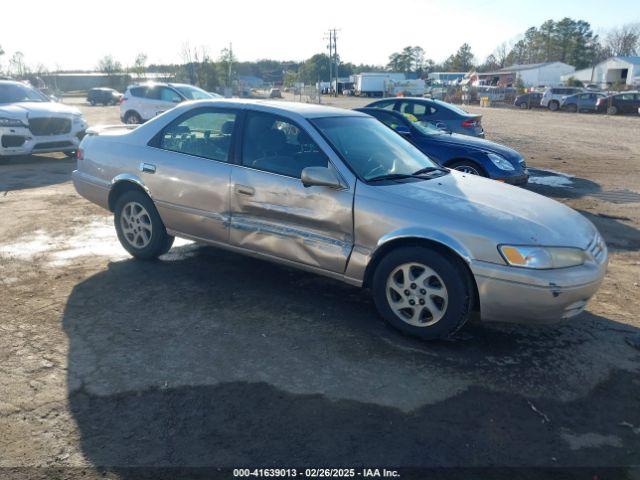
[[241, 112, 328, 178], [173, 85, 212, 100], [130, 87, 147, 98], [160, 87, 181, 102], [145, 87, 162, 100], [159, 109, 237, 162], [620, 93, 634, 100], [371, 100, 396, 110], [370, 111, 405, 130], [0, 83, 49, 103], [399, 101, 435, 116]]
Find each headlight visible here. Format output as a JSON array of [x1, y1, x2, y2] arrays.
[[486, 153, 515, 171], [499, 245, 586, 269], [0, 117, 26, 128]]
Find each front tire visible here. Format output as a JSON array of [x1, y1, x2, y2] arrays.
[[548, 100, 559, 111], [114, 190, 174, 259], [607, 105, 618, 115], [519, 102, 529, 110], [372, 246, 472, 340], [449, 160, 487, 177]]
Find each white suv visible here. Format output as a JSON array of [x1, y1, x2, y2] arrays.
[[540, 87, 584, 111], [0, 80, 87, 157], [119, 83, 214, 124]]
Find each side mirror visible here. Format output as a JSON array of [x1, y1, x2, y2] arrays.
[[394, 125, 412, 137], [301, 166, 344, 189]]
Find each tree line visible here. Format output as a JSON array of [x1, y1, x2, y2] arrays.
[[1, 18, 638, 90]]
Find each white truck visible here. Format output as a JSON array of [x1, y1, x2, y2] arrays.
[[387, 79, 426, 97]]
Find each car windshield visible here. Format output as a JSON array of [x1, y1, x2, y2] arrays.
[[0, 83, 49, 104], [312, 116, 441, 181], [174, 85, 212, 100]]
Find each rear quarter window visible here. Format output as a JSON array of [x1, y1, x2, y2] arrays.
[[129, 87, 147, 98]]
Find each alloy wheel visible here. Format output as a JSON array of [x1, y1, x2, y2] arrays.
[[455, 165, 480, 175], [120, 201, 153, 248], [385, 262, 448, 327]]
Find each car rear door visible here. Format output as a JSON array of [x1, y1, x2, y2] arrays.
[[228, 110, 354, 273], [143, 107, 238, 242]]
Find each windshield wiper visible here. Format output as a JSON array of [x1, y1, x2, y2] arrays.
[[412, 166, 449, 176], [367, 173, 417, 182]]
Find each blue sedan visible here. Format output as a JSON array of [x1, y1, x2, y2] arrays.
[[365, 97, 484, 138], [356, 107, 528, 185]]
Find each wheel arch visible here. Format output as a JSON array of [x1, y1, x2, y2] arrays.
[[362, 234, 479, 312], [443, 157, 488, 176], [108, 175, 151, 212]]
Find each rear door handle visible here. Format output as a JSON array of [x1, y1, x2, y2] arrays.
[[140, 162, 156, 174], [235, 184, 255, 196]]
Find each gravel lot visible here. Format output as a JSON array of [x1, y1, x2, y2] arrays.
[[1, 96, 639, 475]]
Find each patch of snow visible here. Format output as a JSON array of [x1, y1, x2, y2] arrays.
[[0, 216, 194, 267], [528, 169, 574, 188]]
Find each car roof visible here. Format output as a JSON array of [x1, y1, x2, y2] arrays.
[[179, 99, 368, 119]]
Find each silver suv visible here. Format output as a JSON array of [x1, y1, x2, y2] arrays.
[[540, 87, 584, 111], [119, 82, 214, 124]]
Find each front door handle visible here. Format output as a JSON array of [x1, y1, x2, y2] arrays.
[[235, 184, 255, 196], [140, 162, 156, 174]]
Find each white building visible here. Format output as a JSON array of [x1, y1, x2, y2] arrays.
[[477, 62, 575, 88], [561, 56, 640, 87]]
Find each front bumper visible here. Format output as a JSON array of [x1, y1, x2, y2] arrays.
[[0, 124, 86, 157], [470, 248, 608, 324]]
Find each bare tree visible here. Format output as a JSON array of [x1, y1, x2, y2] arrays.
[[9, 51, 28, 78], [493, 42, 509, 68], [130, 53, 148, 79], [605, 23, 640, 56]]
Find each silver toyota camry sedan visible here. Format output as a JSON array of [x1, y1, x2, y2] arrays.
[[72, 99, 608, 339]]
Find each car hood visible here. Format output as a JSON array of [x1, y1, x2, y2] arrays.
[[0, 102, 81, 121], [379, 171, 595, 248], [426, 131, 522, 160]]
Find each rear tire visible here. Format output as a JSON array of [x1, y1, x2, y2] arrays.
[[566, 103, 578, 113], [519, 102, 528, 110], [372, 246, 472, 340], [548, 100, 559, 111], [113, 190, 174, 260], [607, 106, 618, 115], [124, 111, 143, 124]]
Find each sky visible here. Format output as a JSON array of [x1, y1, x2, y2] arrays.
[[1, 0, 638, 71]]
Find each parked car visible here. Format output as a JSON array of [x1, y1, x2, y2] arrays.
[[87, 87, 122, 106], [540, 87, 584, 111], [73, 100, 607, 340], [0, 80, 87, 158], [513, 92, 542, 109], [561, 92, 607, 113], [366, 97, 484, 138], [355, 107, 528, 185], [269, 88, 282, 98], [119, 83, 215, 124], [595, 92, 640, 115]]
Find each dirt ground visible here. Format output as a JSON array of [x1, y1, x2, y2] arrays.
[[1, 96, 639, 476]]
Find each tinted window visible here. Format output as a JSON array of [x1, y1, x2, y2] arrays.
[[369, 111, 405, 130], [371, 100, 396, 110], [174, 85, 212, 100], [160, 87, 181, 102], [399, 101, 435, 116], [159, 109, 237, 162], [145, 87, 161, 100], [619, 93, 634, 100], [242, 112, 328, 178], [130, 87, 147, 98]]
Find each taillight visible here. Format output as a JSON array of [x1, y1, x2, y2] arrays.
[[76, 148, 84, 160], [462, 119, 479, 128], [596, 98, 602, 106], [118, 97, 127, 105]]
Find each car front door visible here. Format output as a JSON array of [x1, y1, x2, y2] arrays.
[[228, 110, 354, 273], [143, 107, 238, 242]]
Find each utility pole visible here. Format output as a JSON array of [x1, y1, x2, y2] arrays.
[[227, 42, 233, 89], [324, 28, 340, 97]]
